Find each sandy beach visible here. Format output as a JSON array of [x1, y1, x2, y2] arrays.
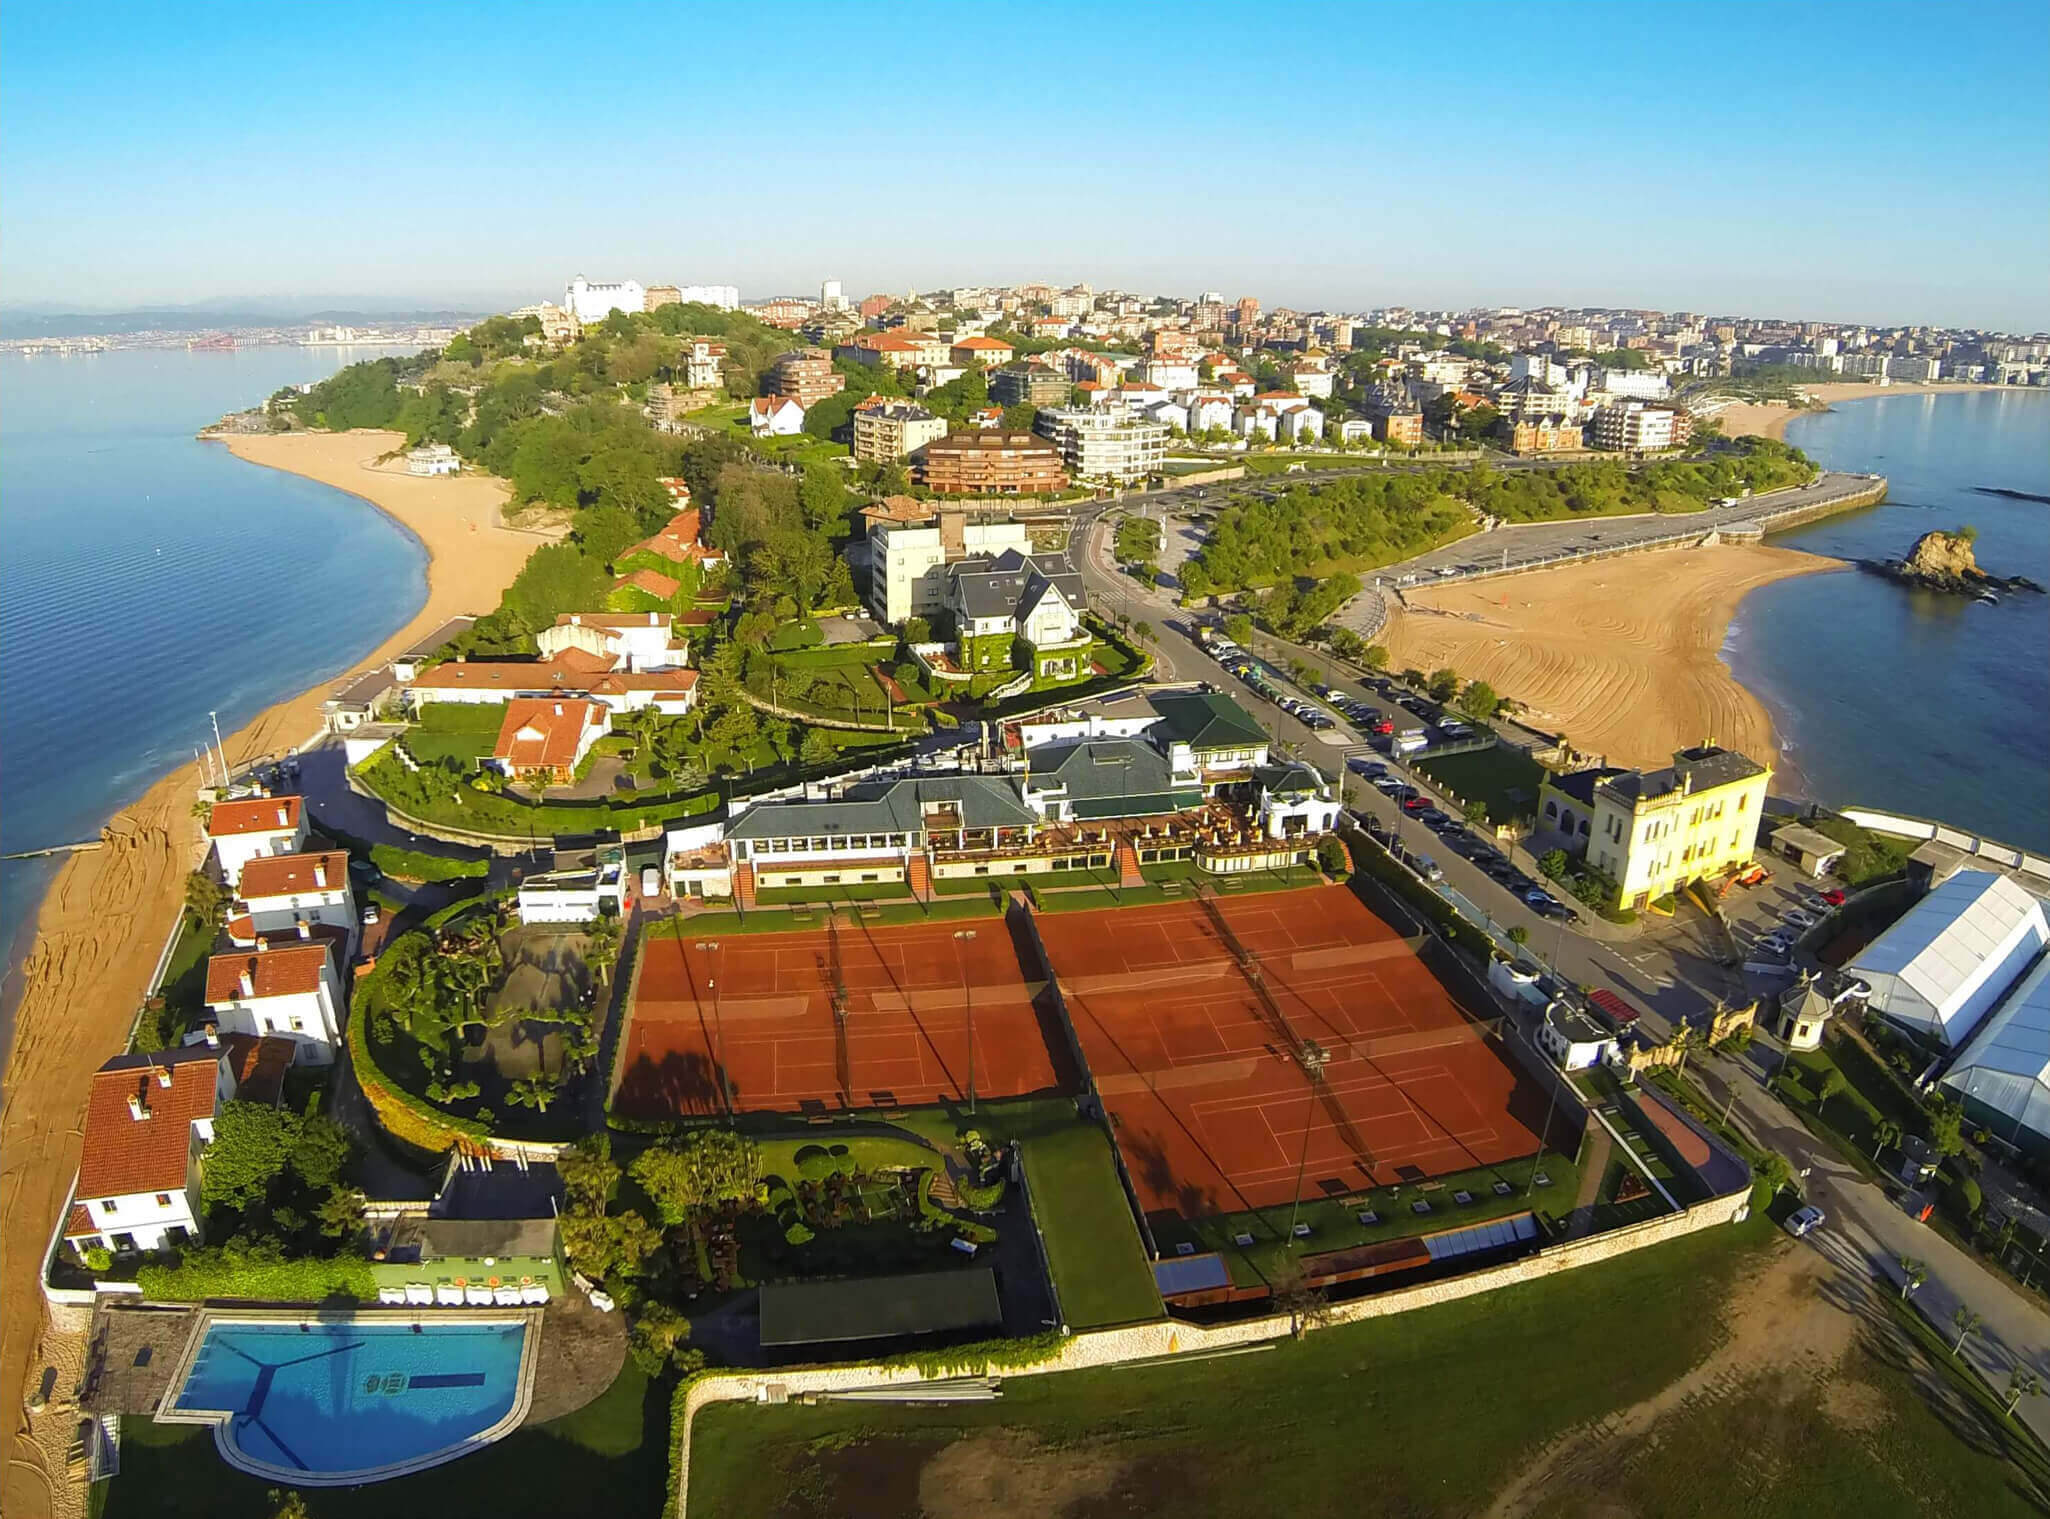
[[1711, 380, 2012, 443], [0, 431, 544, 1518], [1380, 542, 1843, 771]]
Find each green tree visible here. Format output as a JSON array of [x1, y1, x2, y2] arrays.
[[202, 1102, 300, 1212], [558, 1134, 621, 1212], [1538, 849, 1571, 881], [1925, 1093, 1965, 1157], [1754, 1150, 1792, 1198], [1315, 836, 1350, 876], [1224, 612, 1254, 643], [1507, 925, 1530, 946], [506, 1073, 563, 1113], [1462, 799, 1490, 826], [316, 1185, 366, 1241], [1872, 1118, 1903, 1160], [1951, 1305, 1981, 1356], [558, 1207, 662, 1283], [800, 728, 838, 767], [1818, 1069, 1848, 1118], [184, 870, 233, 930], [1362, 644, 1390, 671], [1897, 1255, 1927, 1299], [628, 1129, 761, 1224], [1457, 680, 1501, 720], [1427, 668, 1460, 702]]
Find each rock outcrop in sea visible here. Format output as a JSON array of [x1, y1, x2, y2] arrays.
[[1859, 528, 2043, 597]]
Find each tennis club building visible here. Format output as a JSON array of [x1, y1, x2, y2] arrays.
[[1847, 869, 2049, 1049]]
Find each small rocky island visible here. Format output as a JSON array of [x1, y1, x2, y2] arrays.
[[1860, 527, 2043, 599]]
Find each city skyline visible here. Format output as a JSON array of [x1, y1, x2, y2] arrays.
[[3, 1, 2047, 330]]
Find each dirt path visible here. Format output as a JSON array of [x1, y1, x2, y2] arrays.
[[1562, 1126, 1613, 1240], [1482, 1243, 1858, 1519]]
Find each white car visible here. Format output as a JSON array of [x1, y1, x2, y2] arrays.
[[1785, 1205, 1825, 1238], [1783, 908, 1819, 930]]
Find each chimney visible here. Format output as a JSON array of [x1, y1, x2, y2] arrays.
[[204, 1022, 220, 1049], [314, 860, 327, 888], [276, 805, 289, 828], [571, 614, 581, 626], [127, 1093, 148, 1120], [155, 1065, 174, 1089], [239, 967, 255, 997], [554, 703, 563, 716], [297, 920, 310, 941]]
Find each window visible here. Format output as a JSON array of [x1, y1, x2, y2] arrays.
[[155, 1193, 173, 1208], [101, 1199, 118, 1214]]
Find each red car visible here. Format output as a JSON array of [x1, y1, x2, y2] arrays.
[[1820, 887, 1847, 907], [1401, 794, 1429, 812]]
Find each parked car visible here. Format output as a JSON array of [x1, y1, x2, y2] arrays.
[[1372, 775, 1405, 794], [1347, 757, 1385, 778], [361, 902, 380, 927], [1819, 887, 1847, 907], [1785, 1205, 1826, 1238], [1784, 908, 1819, 929], [1413, 855, 1445, 883], [1417, 807, 1451, 827], [1401, 794, 1429, 813], [642, 866, 662, 898], [1530, 896, 1575, 921]]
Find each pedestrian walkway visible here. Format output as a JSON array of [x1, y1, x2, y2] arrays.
[[1564, 1126, 1613, 1240]]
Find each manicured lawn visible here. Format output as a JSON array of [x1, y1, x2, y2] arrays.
[[153, 916, 218, 1038], [1774, 1035, 1924, 1174], [665, 895, 1005, 939], [1153, 1149, 1579, 1288], [105, 1362, 669, 1519], [405, 702, 508, 764], [1414, 743, 1549, 828], [1018, 1120, 1163, 1330], [690, 1197, 2049, 1519]]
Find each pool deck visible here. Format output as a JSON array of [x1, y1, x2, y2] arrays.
[[151, 1305, 544, 1487]]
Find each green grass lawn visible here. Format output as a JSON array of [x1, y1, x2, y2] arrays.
[[1414, 743, 1549, 828], [105, 1362, 669, 1519], [1154, 1149, 1578, 1288], [1019, 1120, 1163, 1330], [665, 895, 1005, 940], [1775, 1036, 1925, 1176], [689, 1196, 2049, 1519], [152, 916, 217, 1040], [405, 702, 509, 764]]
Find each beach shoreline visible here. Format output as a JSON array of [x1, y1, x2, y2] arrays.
[[1380, 542, 1844, 773], [1711, 380, 2014, 443], [0, 430, 544, 1519]]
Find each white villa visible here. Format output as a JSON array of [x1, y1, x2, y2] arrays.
[[206, 794, 310, 883], [204, 941, 346, 1065]]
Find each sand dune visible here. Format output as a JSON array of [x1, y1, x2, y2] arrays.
[[1380, 543, 1843, 770], [0, 431, 549, 1518]]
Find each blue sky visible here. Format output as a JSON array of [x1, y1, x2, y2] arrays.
[[3, 0, 2045, 329]]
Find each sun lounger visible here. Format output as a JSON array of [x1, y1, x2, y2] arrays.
[[521, 1283, 549, 1304], [436, 1284, 464, 1306], [493, 1286, 521, 1306], [405, 1283, 434, 1305], [377, 1287, 406, 1306], [465, 1285, 493, 1306]]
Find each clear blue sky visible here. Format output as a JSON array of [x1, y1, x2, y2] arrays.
[[3, 0, 2045, 329]]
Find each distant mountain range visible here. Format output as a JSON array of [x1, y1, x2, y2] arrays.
[[0, 304, 491, 339]]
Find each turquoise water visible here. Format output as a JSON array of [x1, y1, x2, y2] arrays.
[[1728, 389, 2050, 850], [0, 347, 429, 1058], [171, 1318, 528, 1479]]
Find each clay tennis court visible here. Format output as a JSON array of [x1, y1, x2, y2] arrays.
[[1036, 886, 1552, 1223], [614, 917, 1066, 1120]]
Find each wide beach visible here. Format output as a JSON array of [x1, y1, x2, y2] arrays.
[[0, 431, 541, 1519], [1379, 542, 1842, 770], [1711, 380, 2011, 443]]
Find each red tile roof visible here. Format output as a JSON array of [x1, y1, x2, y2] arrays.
[[591, 670, 700, 695], [205, 943, 333, 1004], [220, 1034, 295, 1106], [619, 568, 682, 599], [75, 1049, 219, 1201], [237, 850, 347, 902], [951, 335, 1011, 351], [623, 507, 711, 565], [408, 651, 615, 693], [208, 796, 303, 838], [64, 1202, 93, 1238], [494, 699, 604, 774], [552, 612, 674, 631]]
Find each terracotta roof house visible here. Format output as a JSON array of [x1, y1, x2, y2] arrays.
[[493, 699, 608, 785], [63, 1047, 224, 1254], [235, 850, 356, 949], [206, 794, 310, 882], [204, 940, 346, 1065]]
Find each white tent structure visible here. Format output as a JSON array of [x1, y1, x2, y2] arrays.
[[1846, 870, 2048, 1049], [1941, 956, 2050, 1150]]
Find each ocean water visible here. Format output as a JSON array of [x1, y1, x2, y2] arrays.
[[1728, 389, 2050, 850], [0, 347, 430, 1059]]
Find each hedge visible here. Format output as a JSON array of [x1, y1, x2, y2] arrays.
[[138, 1249, 376, 1303], [348, 995, 489, 1154], [370, 843, 489, 883], [916, 1169, 997, 1244]]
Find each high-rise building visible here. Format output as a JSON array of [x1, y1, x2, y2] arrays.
[[564, 275, 645, 324], [821, 278, 845, 311]]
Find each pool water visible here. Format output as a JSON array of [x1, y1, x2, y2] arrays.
[[169, 1318, 530, 1482]]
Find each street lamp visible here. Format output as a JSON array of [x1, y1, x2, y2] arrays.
[[695, 940, 730, 1116], [953, 928, 978, 1114]]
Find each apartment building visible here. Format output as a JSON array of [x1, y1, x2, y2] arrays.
[[989, 362, 1072, 407], [950, 334, 1015, 368], [853, 400, 948, 463], [913, 432, 1069, 495], [768, 348, 847, 408], [1590, 400, 1689, 452], [1033, 406, 1168, 484], [866, 512, 1033, 623], [1538, 746, 1771, 910], [1507, 416, 1584, 454], [683, 340, 726, 390], [564, 275, 644, 324]]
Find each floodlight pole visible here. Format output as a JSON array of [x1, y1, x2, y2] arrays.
[[953, 928, 978, 1114], [696, 940, 730, 1116]]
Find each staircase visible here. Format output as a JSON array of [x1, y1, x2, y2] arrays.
[[1115, 836, 1144, 890], [733, 862, 757, 911], [906, 850, 933, 903]]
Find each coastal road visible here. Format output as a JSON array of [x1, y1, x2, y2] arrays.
[[1689, 1047, 2050, 1449]]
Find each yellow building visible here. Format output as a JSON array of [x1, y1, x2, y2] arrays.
[[1539, 746, 1771, 910]]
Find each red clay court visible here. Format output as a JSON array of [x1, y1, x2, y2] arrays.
[[615, 917, 1065, 1120], [1035, 885, 1552, 1224]]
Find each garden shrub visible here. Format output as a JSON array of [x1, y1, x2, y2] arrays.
[[956, 1176, 1007, 1212], [139, 1240, 376, 1303], [783, 1222, 815, 1246], [794, 1144, 837, 1182]]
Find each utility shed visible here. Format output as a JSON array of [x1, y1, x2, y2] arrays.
[[758, 1267, 1002, 1349], [1941, 955, 2050, 1154], [1847, 869, 2048, 1049]]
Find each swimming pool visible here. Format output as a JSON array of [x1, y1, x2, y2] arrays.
[[160, 1312, 538, 1485]]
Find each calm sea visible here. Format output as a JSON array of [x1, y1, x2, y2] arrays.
[[1728, 388, 2050, 850], [0, 347, 430, 1063]]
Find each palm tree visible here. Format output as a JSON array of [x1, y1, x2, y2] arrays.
[[1872, 1118, 1903, 1161], [1819, 1069, 1848, 1118], [1951, 1305, 1982, 1357], [1666, 1022, 1700, 1075], [506, 1074, 561, 1113], [2005, 1368, 2043, 1420], [1897, 1256, 1927, 1300]]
